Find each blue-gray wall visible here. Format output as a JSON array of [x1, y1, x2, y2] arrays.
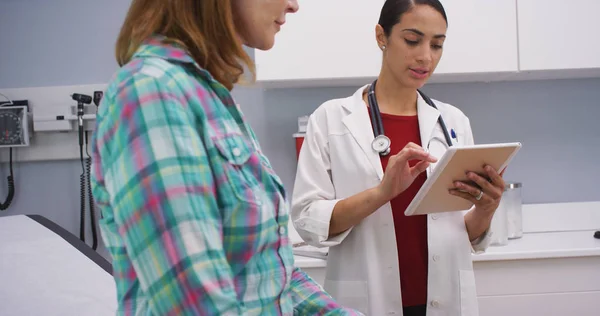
[[1, 1, 599, 252]]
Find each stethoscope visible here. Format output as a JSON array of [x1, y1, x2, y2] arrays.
[[367, 79, 454, 156]]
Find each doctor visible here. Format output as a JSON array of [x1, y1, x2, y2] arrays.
[[291, 0, 506, 315]]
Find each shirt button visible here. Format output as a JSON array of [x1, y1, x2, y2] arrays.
[[279, 226, 286, 235], [232, 147, 241, 157], [431, 300, 440, 308]]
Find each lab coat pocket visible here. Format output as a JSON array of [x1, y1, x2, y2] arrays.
[[459, 270, 479, 316], [211, 134, 263, 206], [324, 280, 369, 314]]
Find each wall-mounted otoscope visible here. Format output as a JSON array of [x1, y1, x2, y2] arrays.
[[70, 93, 98, 250], [71, 93, 92, 148]]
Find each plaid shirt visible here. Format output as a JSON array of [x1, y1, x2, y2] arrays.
[[91, 36, 361, 316]]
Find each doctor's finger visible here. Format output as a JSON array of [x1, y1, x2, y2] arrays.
[[485, 165, 505, 189], [397, 148, 437, 163], [410, 161, 431, 177], [467, 171, 502, 199], [453, 180, 481, 197], [449, 188, 493, 205], [404, 142, 425, 151]]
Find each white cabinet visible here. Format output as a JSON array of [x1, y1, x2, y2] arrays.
[[474, 257, 600, 316], [254, 1, 600, 87], [517, 0, 600, 72], [433, 1, 518, 78], [255, 0, 385, 86], [254, 0, 519, 87], [298, 256, 600, 315]]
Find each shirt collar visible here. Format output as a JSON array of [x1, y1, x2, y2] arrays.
[[132, 35, 216, 82]]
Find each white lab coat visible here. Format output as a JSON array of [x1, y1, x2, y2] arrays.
[[291, 85, 493, 316]]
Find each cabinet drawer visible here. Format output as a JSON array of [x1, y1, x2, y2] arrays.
[[478, 291, 600, 316], [474, 257, 600, 296]]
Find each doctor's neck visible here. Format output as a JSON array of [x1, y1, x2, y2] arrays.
[[373, 70, 419, 116]]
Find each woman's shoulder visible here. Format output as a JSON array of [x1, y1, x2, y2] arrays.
[[429, 97, 470, 123], [311, 85, 367, 118], [305, 94, 358, 134], [109, 57, 198, 95]]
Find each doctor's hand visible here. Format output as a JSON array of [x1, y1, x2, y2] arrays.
[[376, 142, 437, 201], [450, 165, 506, 215]]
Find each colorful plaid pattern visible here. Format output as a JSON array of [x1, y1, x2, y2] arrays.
[[90, 36, 361, 316]]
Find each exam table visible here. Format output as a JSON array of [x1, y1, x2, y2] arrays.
[[0, 214, 117, 315]]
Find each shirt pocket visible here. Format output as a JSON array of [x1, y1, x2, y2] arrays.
[[211, 133, 263, 206]]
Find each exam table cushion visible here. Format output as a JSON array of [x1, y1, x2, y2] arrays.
[[0, 214, 117, 315]]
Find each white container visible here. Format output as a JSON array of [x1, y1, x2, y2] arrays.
[[297, 116, 309, 133], [490, 196, 509, 246], [505, 182, 523, 239]]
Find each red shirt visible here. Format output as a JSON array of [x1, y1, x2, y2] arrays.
[[378, 113, 429, 307]]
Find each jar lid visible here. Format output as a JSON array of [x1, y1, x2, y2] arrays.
[[505, 182, 522, 190]]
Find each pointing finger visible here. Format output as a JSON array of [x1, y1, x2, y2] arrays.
[[398, 148, 437, 163]]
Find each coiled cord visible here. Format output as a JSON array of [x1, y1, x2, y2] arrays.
[[85, 131, 98, 250], [0, 148, 15, 211], [79, 146, 86, 242]]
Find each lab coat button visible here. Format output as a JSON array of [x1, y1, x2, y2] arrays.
[[433, 255, 440, 262], [387, 311, 396, 315], [298, 221, 306, 228], [431, 300, 440, 308], [279, 226, 286, 235], [232, 147, 241, 157], [432, 214, 439, 220]]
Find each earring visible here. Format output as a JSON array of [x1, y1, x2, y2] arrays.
[[381, 45, 386, 50]]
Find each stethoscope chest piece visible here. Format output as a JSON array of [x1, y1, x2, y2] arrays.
[[372, 135, 391, 156], [366, 79, 453, 158]]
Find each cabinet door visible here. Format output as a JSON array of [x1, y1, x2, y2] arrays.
[[434, 0, 519, 76], [254, 1, 519, 86], [517, 0, 600, 71], [254, 0, 385, 86]]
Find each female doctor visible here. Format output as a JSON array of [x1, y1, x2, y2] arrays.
[[291, 0, 505, 315]]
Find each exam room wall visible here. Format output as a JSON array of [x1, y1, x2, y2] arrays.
[[1, 1, 599, 258]]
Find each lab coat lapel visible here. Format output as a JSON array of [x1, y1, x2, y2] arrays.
[[417, 93, 442, 175], [342, 85, 385, 180]]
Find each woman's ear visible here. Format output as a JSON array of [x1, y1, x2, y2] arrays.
[[375, 24, 387, 51]]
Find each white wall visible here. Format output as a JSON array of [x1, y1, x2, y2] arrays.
[[0, 1, 599, 256]]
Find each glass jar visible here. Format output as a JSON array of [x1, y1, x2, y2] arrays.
[[490, 195, 509, 246], [505, 182, 523, 239]]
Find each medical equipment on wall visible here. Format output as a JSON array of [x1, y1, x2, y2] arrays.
[[0, 92, 31, 211], [71, 93, 99, 250], [367, 79, 453, 156]]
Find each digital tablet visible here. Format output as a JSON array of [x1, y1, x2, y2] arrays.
[[404, 142, 522, 216]]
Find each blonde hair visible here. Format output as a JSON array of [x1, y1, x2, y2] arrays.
[[115, 0, 254, 90]]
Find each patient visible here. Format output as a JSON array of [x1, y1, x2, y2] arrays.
[[89, 0, 361, 315]]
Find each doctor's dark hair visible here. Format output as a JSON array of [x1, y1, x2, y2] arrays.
[[378, 0, 448, 36]]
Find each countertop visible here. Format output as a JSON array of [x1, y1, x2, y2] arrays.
[[472, 229, 600, 261], [293, 230, 600, 268], [293, 254, 327, 268]]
